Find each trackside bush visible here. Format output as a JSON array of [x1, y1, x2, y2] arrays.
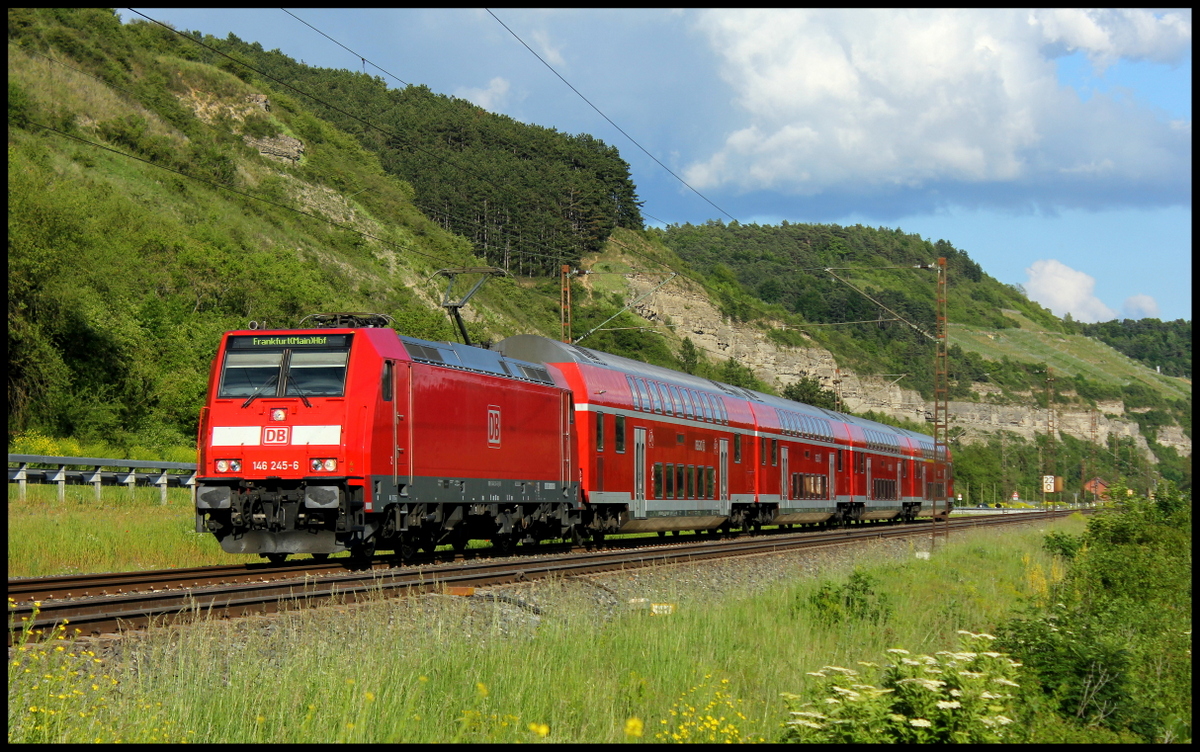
[[780, 631, 1022, 743], [797, 569, 893, 625], [997, 480, 1192, 742]]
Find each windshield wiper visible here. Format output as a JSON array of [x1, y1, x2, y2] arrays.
[[286, 373, 313, 408], [241, 373, 279, 408]]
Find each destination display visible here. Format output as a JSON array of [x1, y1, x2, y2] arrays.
[[227, 334, 350, 349]]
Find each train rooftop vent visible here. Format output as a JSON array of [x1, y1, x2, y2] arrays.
[[517, 364, 554, 384], [566, 344, 608, 366], [403, 342, 444, 363]]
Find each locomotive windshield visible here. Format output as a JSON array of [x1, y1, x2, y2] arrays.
[[217, 334, 351, 399]]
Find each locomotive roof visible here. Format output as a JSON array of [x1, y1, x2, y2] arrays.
[[495, 334, 936, 446], [398, 335, 557, 386]]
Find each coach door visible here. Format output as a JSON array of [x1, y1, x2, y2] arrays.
[[718, 438, 730, 515], [780, 446, 789, 503], [828, 452, 836, 500], [560, 392, 572, 487], [633, 427, 647, 518], [866, 456, 873, 502]]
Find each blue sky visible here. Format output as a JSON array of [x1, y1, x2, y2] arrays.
[[120, 9, 1191, 323]]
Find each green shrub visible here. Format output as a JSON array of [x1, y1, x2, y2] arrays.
[[799, 569, 893, 626], [780, 631, 1022, 743]]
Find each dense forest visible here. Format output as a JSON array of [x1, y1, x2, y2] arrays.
[[1075, 318, 1191, 378]]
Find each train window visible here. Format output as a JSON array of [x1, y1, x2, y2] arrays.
[[685, 464, 694, 498], [653, 463, 663, 499], [635, 378, 650, 411], [901, 460, 907, 478], [771, 439, 778, 466], [218, 350, 284, 398], [734, 433, 742, 463], [659, 384, 673, 416], [381, 361, 393, 402], [675, 464, 685, 500], [837, 449, 843, 472], [626, 376, 640, 411], [648, 381, 662, 414], [680, 389, 694, 420], [705, 466, 715, 499], [761, 437, 767, 465], [667, 385, 683, 416], [665, 463, 675, 498], [596, 412, 605, 452], [287, 350, 350, 397], [615, 415, 626, 453], [691, 465, 699, 499], [716, 398, 727, 425]]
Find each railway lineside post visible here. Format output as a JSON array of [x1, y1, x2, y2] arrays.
[[932, 257, 949, 549]]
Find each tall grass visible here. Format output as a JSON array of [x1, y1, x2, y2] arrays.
[[8, 519, 1083, 742], [7, 484, 228, 577]]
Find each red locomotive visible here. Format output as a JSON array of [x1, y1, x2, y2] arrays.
[[195, 315, 951, 561]]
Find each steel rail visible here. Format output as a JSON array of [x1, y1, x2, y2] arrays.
[[8, 510, 1074, 643]]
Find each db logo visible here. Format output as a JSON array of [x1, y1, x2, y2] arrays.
[[263, 426, 290, 445], [487, 406, 501, 448]]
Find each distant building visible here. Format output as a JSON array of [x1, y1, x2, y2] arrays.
[[1083, 477, 1110, 499]]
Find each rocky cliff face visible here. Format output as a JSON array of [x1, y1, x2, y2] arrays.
[[623, 273, 1189, 462]]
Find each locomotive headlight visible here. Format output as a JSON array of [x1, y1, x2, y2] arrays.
[[230, 459, 242, 472], [271, 408, 287, 421], [323, 458, 337, 471], [310, 458, 322, 472], [216, 459, 229, 472], [310, 458, 337, 472]]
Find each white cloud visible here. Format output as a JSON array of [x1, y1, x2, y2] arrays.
[[454, 76, 511, 111], [1024, 259, 1118, 323], [531, 28, 566, 67], [1122, 293, 1160, 319], [686, 9, 1190, 208]]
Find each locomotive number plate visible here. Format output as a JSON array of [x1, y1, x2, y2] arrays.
[[252, 460, 301, 471]]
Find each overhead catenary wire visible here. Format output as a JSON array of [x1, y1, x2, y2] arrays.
[[485, 8, 738, 226]]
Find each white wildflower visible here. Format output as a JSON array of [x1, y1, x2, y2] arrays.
[[958, 671, 984, 679], [909, 718, 933, 728], [976, 633, 996, 641], [806, 671, 827, 678], [936, 700, 962, 709], [788, 719, 823, 729], [949, 689, 963, 697], [956, 630, 977, 638], [901, 658, 922, 666], [981, 652, 1003, 658], [886, 648, 910, 655], [822, 666, 859, 676], [790, 711, 827, 720], [991, 678, 1019, 687], [994, 715, 1013, 725]]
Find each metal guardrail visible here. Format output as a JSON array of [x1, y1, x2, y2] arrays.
[[8, 454, 196, 504]]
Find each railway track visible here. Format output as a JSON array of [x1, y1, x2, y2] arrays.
[[8, 510, 1076, 643]]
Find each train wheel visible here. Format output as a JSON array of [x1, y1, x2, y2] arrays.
[[351, 537, 377, 561], [493, 533, 518, 556], [266, 553, 288, 564]]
